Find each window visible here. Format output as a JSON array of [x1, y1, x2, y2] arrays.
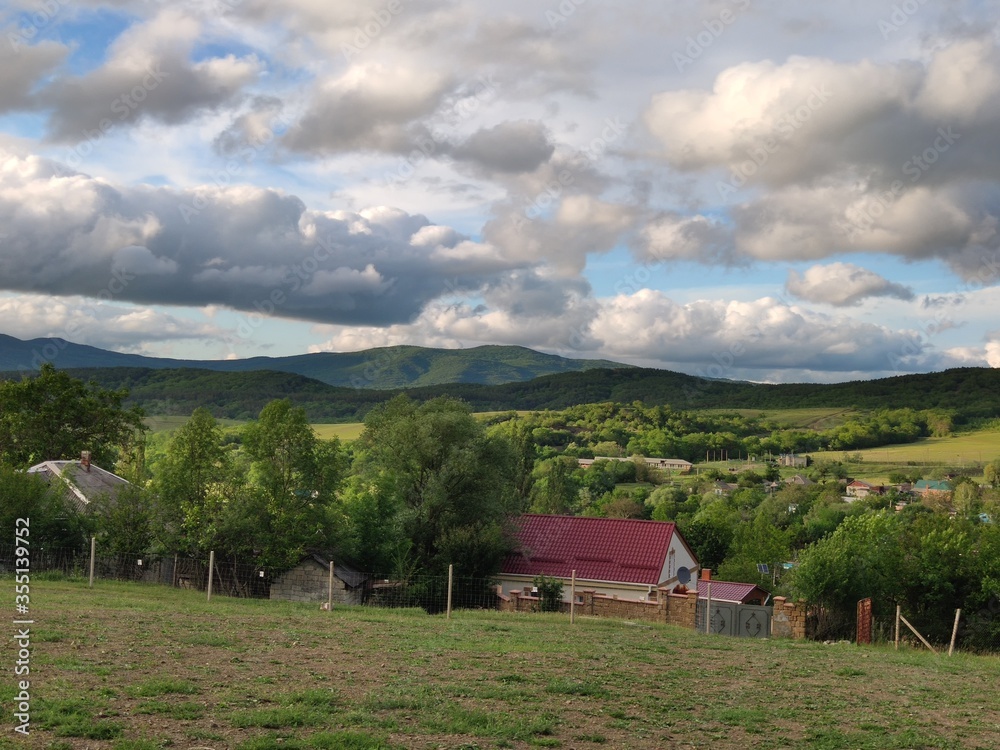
[[668, 549, 676, 578]]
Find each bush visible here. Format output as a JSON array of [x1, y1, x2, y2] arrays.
[[533, 575, 564, 612]]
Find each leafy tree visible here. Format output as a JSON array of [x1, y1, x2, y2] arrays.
[[235, 400, 346, 570], [353, 395, 523, 578], [0, 364, 146, 468], [984, 459, 1000, 489], [153, 408, 231, 554], [791, 511, 905, 625], [529, 457, 580, 515], [533, 574, 564, 612], [678, 517, 733, 571], [90, 485, 154, 571], [0, 462, 91, 552], [717, 513, 790, 589]]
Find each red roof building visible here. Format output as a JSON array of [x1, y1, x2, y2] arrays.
[[498, 514, 699, 602]]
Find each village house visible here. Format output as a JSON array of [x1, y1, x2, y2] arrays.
[[577, 456, 693, 473], [26, 451, 131, 511], [498, 514, 699, 603]]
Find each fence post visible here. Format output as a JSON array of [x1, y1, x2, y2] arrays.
[[207, 550, 215, 602], [172, 553, 178, 588], [327, 561, 334, 612], [705, 581, 712, 635], [88, 537, 96, 589], [895, 605, 900, 650], [948, 609, 961, 656], [570, 569, 576, 625], [446, 564, 453, 620]]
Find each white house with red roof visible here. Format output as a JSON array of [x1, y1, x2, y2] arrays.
[[499, 514, 699, 603]]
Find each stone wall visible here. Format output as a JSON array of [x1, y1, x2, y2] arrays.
[[270, 563, 358, 605], [769, 596, 809, 639]]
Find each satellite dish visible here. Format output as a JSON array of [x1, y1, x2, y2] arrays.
[[676, 567, 691, 585]]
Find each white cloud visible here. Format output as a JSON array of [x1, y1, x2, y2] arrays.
[[786, 262, 914, 306]]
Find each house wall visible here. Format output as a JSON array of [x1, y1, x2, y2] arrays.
[[656, 535, 699, 587], [269, 563, 361, 605], [496, 574, 657, 603]]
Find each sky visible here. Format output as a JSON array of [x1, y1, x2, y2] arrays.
[[1, 0, 999, 383]]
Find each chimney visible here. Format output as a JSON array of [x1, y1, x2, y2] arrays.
[[700, 568, 712, 581], [80, 451, 91, 473]]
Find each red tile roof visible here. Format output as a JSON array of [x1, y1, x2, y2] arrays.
[[696, 580, 767, 603], [502, 514, 679, 585]]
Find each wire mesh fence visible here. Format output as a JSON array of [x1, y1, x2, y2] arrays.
[[0, 543, 502, 614]]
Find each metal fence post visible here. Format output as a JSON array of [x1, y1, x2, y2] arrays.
[[88, 537, 96, 589], [207, 550, 215, 602]]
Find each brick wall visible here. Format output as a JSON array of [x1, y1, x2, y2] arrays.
[[502, 587, 810, 640], [769, 596, 809, 639]]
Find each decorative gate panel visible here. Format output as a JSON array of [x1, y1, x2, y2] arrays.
[[697, 601, 772, 639]]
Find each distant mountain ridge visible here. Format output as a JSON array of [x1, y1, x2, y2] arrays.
[[0, 334, 631, 389]]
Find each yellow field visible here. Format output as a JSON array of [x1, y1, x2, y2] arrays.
[[809, 429, 1000, 465], [311, 422, 366, 441]]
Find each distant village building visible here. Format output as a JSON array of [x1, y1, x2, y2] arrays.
[[577, 456, 693, 473], [777, 453, 809, 468], [912, 480, 953, 498], [26, 451, 131, 511]]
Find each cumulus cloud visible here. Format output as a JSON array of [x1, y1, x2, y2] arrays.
[[0, 153, 521, 325], [786, 262, 914, 306], [451, 120, 554, 173], [0, 294, 223, 352], [284, 64, 452, 154], [39, 9, 259, 142], [640, 38, 1000, 278], [0, 34, 67, 113]]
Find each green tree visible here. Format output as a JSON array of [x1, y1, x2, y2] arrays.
[[153, 408, 230, 554], [353, 396, 522, 578], [717, 513, 790, 589], [791, 511, 905, 625], [235, 400, 346, 570], [984, 459, 1000, 489], [0, 364, 146, 468], [529, 457, 580, 515], [0, 462, 90, 552]]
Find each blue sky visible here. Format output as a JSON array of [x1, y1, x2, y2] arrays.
[[1, 0, 999, 382]]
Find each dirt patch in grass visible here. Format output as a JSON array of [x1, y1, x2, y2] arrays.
[[1, 582, 998, 749]]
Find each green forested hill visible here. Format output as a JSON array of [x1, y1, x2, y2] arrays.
[[14, 364, 998, 422], [0, 334, 627, 388]]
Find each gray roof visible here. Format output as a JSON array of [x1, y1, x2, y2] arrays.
[[307, 553, 369, 589], [26, 460, 131, 511]]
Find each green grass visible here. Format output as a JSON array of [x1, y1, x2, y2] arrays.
[[5, 580, 1000, 749], [704, 407, 860, 430], [809, 428, 1000, 465]]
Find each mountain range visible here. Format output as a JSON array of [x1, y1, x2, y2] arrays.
[[0, 334, 629, 389]]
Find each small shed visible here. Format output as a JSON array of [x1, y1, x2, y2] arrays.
[[269, 554, 368, 605]]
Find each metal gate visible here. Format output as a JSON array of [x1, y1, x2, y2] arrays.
[[696, 601, 772, 638]]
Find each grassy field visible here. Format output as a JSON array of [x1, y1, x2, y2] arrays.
[[704, 408, 859, 430], [809, 430, 1000, 465], [2, 581, 998, 749]]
